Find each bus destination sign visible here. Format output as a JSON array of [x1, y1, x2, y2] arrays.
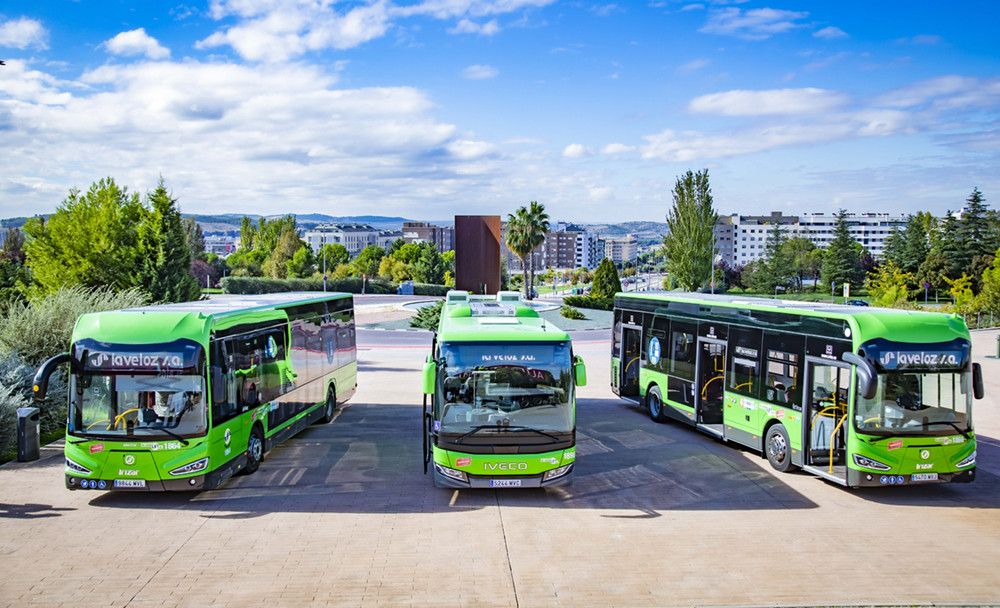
[[861, 338, 969, 371]]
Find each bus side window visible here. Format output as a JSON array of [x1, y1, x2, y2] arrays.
[[212, 339, 241, 424], [762, 333, 804, 410], [729, 326, 762, 400], [670, 323, 696, 381]]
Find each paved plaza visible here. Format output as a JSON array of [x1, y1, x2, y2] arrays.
[[2, 315, 1000, 607]]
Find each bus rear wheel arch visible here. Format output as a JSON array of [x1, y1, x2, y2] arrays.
[[647, 385, 668, 423], [764, 423, 797, 472]]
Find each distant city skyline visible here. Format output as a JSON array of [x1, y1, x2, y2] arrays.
[[1, 1, 997, 222]]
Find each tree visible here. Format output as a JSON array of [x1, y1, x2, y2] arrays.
[[24, 178, 146, 297], [975, 247, 1000, 311], [865, 261, 915, 308], [506, 201, 550, 299], [183, 217, 205, 261], [820, 209, 864, 292], [785, 236, 816, 291], [352, 245, 385, 278], [662, 169, 718, 291], [135, 179, 202, 303], [317, 243, 349, 272], [590, 258, 622, 299], [898, 215, 930, 275], [955, 188, 996, 279], [413, 242, 445, 285], [264, 228, 303, 279]]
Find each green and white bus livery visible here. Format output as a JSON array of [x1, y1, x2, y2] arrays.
[[422, 291, 587, 489], [33, 293, 357, 492], [612, 293, 984, 488]]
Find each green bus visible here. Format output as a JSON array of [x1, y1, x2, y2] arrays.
[[422, 290, 587, 488], [612, 292, 984, 487], [33, 293, 357, 491]]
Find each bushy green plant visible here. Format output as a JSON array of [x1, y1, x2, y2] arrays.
[[590, 258, 622, 299], [560, 305, 586, 320], [409, 301, 444, 330], [563, 295, 614, 311], [221, 276, 395, 295], [0, 285, 148, 366]]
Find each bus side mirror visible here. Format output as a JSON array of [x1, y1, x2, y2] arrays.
[[33, 352, 70, 401], [210, 366, 226, 404], [422, 360, 436, 395], [574, 355, 587, 387], [842, 353, 877, 400], [973, 362, 984, 400]]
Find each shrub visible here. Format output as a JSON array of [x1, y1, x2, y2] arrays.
[[560, 305, 586, 320], [409, 301, 444, 330], [591, 258, 622, 299], [0, 285, 148, 366], [563, 295, 614, 311], [413, 283, 451, 296]]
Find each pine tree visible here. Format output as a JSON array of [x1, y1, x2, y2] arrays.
[[820, 209, 864, 291], [136, 179, 202, 303], [590, 258, 622, 299], [662, 169, 718, 291]]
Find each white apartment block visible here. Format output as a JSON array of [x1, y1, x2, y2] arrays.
[[715, 212, 907, 267], [604, 234, 638, 266], [303, 223, 381, 256]]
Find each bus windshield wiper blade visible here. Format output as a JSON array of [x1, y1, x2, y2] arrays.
[[453, 424, 562, 444], [454, 425, 497, 444], [867, 421, 971, 443], [919, 420, 971, 439], [503, 426, 561, 442], [136, 425, 190, 445]]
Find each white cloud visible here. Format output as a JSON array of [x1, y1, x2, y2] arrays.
[[103, 28, 171, 60], [199, 0, 554, 60], [563, 144, 593, 158], [601, 143, 635, 155], [896, 34, 944, 45], [699, 7, 808, 40], [449, 19, 500, 35], [689, 88, 849, 116], [461, 64, 499, 79], [0, 16, 48, 50], [813, 26, 847, 39], [678, 58, 710, 72]]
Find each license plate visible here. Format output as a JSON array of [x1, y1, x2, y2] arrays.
[[911, 473, 938, 482], [114, 479, 147, 488], [490, 479, 522, 488]]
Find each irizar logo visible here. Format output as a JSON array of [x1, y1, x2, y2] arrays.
[[486, 462, 529, 471]]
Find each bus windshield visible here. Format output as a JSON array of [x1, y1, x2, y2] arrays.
[[70, 373, 208, 439], [437, 341, 573, 434], [854, 369, 971, 437]]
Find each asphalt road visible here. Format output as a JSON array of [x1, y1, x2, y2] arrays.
[[2, 328, 1000, 607]]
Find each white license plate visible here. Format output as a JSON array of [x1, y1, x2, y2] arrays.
[[911, 473, 938, 482], [491, 479, 522, 488], [114, 479, 147, 488]]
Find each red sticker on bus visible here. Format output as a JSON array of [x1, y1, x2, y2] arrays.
[[456, 457, 471, 467], [888, 440, 903, 450], [90, 443, 104, 454]]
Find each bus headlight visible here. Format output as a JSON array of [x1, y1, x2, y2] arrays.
[[543, 464, 573, 481], [66, 457, 92, 475], [853, 454, 891, 471], [169, 457, 209, 476], [956, 451, 976, 469], [434, 463, 467, 482]]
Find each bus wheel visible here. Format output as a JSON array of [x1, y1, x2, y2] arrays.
[[765, 424, 796, 472], [245, 427, 264, 475], [320, 385, 336, 424], [647, 386, 668, 423]]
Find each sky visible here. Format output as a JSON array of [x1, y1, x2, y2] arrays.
[[1, 1, 998, 224]]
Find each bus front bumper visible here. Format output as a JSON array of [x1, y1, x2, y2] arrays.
[[433, 463, 574, 489], [66, 473, 208, 492], [847, 467, 975, 487]]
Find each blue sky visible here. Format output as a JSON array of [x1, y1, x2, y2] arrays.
[[1, 1, 998, 223]]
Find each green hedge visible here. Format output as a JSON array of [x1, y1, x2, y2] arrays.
[[563, 295, 614, 311], [413, 284, 451, 296], [221, 276, 396, 295]]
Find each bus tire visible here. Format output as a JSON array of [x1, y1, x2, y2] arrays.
[[245, 426, 264, 475], [320, 385, 336, 424], [765, 424, 796, 472], [647, 385, 668, 423]]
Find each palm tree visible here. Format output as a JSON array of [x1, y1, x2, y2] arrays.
[[506, 201, 549, 299]]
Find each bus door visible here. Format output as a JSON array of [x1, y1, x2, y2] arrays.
[[696, 338, 726, 428], [803, 358, 850, 482], [620, 324, 642, 400]]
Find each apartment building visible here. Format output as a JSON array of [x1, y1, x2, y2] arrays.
[[500, 222, 604, 271], [715, 211, 907, 267], [303, 223, 383, 256], [401, 221, 454, 253]]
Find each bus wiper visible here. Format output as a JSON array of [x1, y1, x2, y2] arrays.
[[136, 425, 190, 446], [919, 421, 971, 439], [453, 424, 561, 444]]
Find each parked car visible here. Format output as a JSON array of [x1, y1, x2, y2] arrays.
[[845, 299, 869, 306]]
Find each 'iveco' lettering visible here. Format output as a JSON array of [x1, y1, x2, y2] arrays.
[[486, 462, 529, 471]]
